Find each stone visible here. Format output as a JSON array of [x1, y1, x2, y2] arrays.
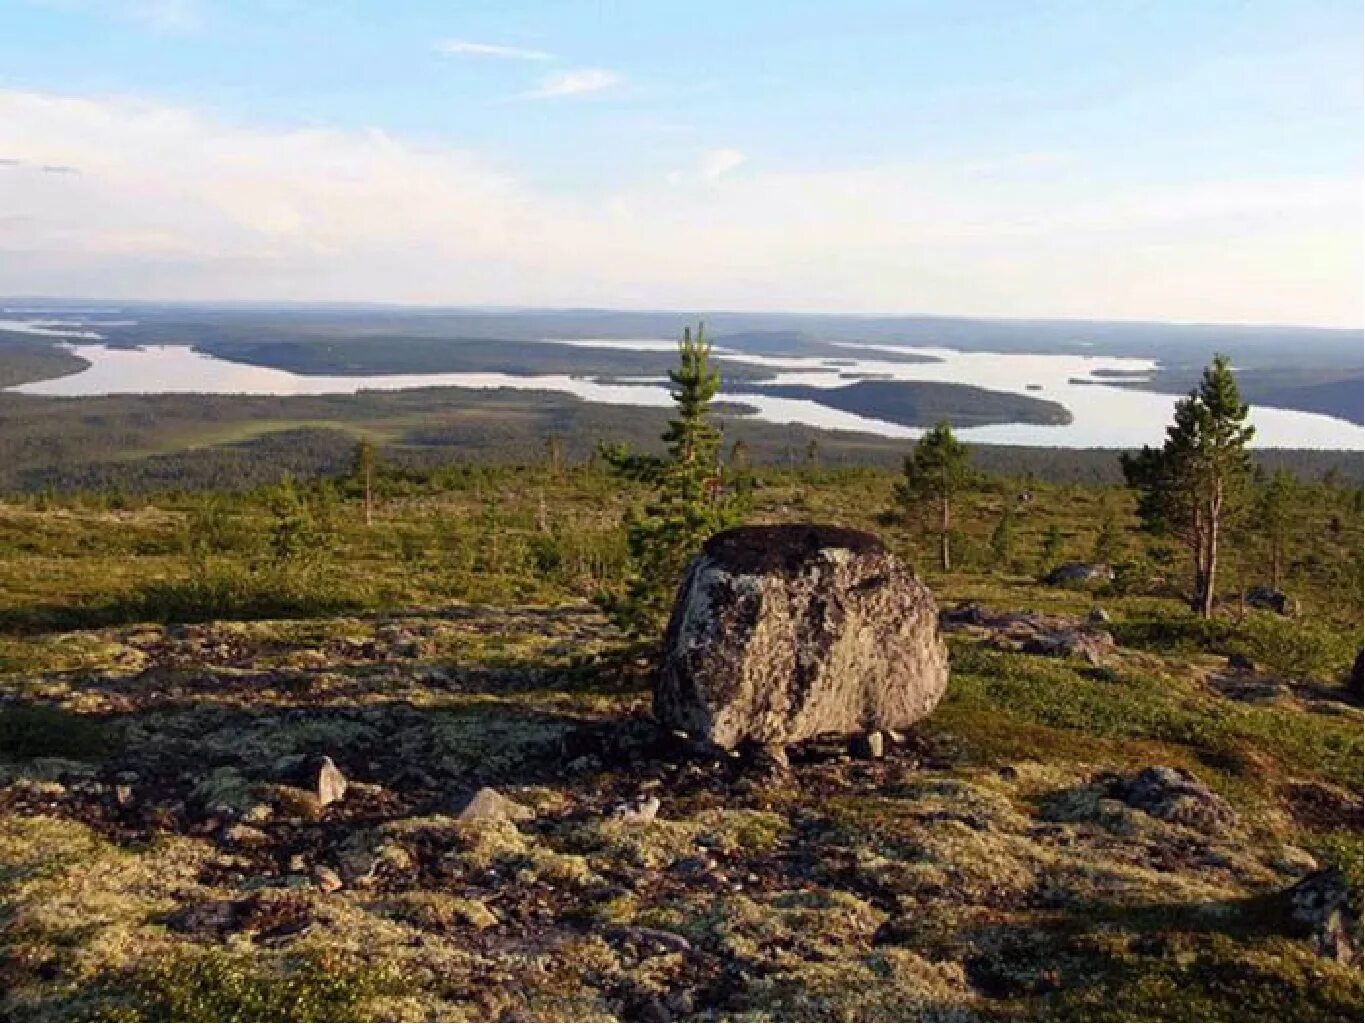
[[853, 731, 885, 759], [655, 525, 948, 750], [222, 823, 269, 846], [312, 865, 344, 893], [1044, 562, 1114, 587], [1246, 586, 1298, 616], [1287, 869, 1361, 966], [456, 787, 535, 823], [612, 795, 662, 824], [1087, 606, 1111, 624], [1111, 766, 1237, 835], [314, 756, 348, 807], [1022, 629, 1114, 666]]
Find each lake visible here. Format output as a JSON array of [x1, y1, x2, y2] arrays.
[[5, 330, 1361, 449]]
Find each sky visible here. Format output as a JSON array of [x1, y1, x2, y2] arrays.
[[0, 0, 1360, 325]]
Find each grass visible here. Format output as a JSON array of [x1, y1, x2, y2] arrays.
[[0, 468, 1359, 1021]]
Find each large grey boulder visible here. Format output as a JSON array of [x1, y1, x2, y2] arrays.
[[655, 525, 948, 750]]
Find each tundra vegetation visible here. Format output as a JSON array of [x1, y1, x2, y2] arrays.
[[0, 344, 1360, 1022]]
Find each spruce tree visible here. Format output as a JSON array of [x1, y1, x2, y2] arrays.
[[1121, 354, 1254, 617], [895, 421, 970, 571]]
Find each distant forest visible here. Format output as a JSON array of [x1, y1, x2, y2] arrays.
[[0, 387, 1357, 496]]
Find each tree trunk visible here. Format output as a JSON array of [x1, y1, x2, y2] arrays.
[[940, 495, 951, 572], [1202, 516, 1218, 618]]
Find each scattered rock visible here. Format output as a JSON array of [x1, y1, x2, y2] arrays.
[[612, 795, 661, 824], [314, 756, 348, 807], [166, 899, 242, 934], [456, 787, 535, 823], [222, 823, 269, 846], [853, 731, 885, 759], [605, 925, 694, 955], [1247, 586, 1298, 616], [655, 525, 948, 750], [1022, 629, 1115, 667], [1111, 766, 1237, 834], [1044, 562, 1114, 587], [1271, 845, 1320, 875], [1287, 869, 1362, 966], [312, 865, 344, 893]]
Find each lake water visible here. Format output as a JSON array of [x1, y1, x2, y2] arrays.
[[5, 330, 1361, 449]]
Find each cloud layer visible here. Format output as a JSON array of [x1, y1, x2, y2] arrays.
[[522, 68, 622, 99], [0, 89, 1359, 325], [435, 38, 553, 61]]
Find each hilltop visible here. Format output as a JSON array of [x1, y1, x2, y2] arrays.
[[0, 465, 1360, 1021]]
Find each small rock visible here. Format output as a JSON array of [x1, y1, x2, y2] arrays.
[[221, 823, 269, 846], [114, 784, 135, 807], [312, 865, 344, 893], [1044, 562, 1114, 587], [166, 899, 242, 934], [1087, 606, 1111, 624], [315, 756, 348, 807], [856, 731, 885, 759], [613, 795, 662, 825], [457, 787, 535, 823], [1272, 845, 1320, 875]]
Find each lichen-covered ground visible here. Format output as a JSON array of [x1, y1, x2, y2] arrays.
[[1, 598, 1360, 1022]]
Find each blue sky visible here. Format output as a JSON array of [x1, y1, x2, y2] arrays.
[[0, 0, 1360, 324]]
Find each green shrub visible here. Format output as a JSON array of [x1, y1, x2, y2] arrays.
[[1227, 613, 1359, 682]]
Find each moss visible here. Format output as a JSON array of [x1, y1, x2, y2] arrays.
[[111, 944, 412, 1022]]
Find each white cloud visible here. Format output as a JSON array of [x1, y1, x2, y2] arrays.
[[698, 148, 746, 181], [0, 89, 1358, 326], [435, 38, 553, 61], [522, 68, 621, 100]]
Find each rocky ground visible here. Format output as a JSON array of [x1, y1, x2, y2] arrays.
[[1, 603, 1361, 1021]]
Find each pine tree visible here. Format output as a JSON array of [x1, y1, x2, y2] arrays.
[[1254, 468, 1295, 589], [989, 503, 1015, 564], [612, 323, 742, 636], [1121, 354, 1254, 617], [895, 421, 970, 571], [352, 438, 378, 527], [1039, 523, 1065, 572], [1091, 504, 1122, 564]]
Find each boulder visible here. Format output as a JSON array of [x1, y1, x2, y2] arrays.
[[1022, 628, 1114, 666], [655, 525, 948, 750], [456, 787, 535, 823], [1044, 562, 1114, 587], [1287, 869, 1361, 966], [1111, 766, 1237, 834], [1247, 586, 1298, 616]]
